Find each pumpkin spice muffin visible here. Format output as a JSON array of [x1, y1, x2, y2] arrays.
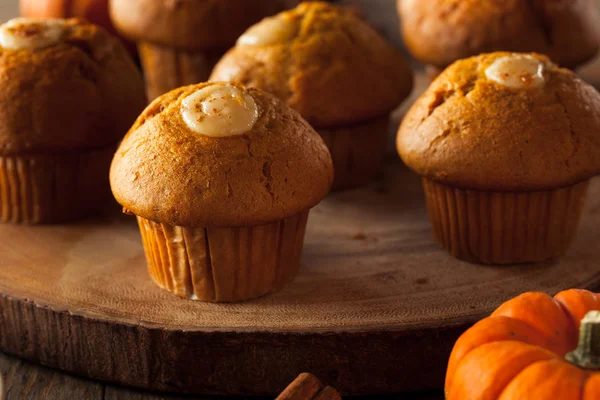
[[397, 0, 600, 76], [109, 0, 297, 101], [210, 1, 414, 190], [397, 52, 600, 264], [0, 17, 145, 224], [110, 82, 333, 302]]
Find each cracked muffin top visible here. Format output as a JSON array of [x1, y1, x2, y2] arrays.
[[0, 18, 146, 154], [397, 0, 600, 69], [110, 0, 294, 50], [110, 82, 334, 227], [210, 1, 413, 128], [397, 52, 600, 191]]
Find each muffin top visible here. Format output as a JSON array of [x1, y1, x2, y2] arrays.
[[110, 82, 334, 227], [0, 18, 146, 154], [210, 1, 413, 128], [109, 0, 294, 50], [397, 52, 600, 191], [397, 0, 600, 69]]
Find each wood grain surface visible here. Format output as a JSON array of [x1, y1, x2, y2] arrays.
[[1, 160, 600, 396], [0, 352, 443, 399], [0, 351, 237, 400]]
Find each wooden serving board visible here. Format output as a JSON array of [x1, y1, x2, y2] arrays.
[[1, 160, 600, 396]]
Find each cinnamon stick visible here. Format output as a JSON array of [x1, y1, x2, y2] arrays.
[[276, 373, 341, 400]]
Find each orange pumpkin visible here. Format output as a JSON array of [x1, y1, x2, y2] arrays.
[[446, 289, 600, 399], [19, 0, 135, 55]]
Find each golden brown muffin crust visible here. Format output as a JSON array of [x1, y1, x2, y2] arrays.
[[397, 52, 600, 191], [397, 0, 600, 69], [110, 82, 334, 227], [0, 18, 146, 154], [210, 1, 413, 128], [109, 0, 294, 50]]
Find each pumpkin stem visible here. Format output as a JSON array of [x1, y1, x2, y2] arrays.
[[566, 310, 600, 370]]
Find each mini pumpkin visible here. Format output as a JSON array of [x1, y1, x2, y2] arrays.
[[446, 289, 600, 399]]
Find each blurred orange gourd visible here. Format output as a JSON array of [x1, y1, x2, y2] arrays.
[[19, 0, 136, 55]]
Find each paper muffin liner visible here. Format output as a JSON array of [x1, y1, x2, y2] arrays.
[[319, 116, 389, 190], [422, 178, 590, 264], [0, 145, 115, 224], [139, 42, 225, 101], [137, 210, 310, 302]]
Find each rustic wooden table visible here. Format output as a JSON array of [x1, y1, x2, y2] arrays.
[[0, 352, 444, 399], [1, 2, 600, 399]]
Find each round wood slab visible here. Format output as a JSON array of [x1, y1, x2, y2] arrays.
[[1, 161, 600, 396]]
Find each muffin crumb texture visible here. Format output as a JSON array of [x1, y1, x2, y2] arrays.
[[211, 1, 413, 128], [110, 0, 293, 50], [397, 0, 600, 69], [0, 18, 146, 155], [397, 52, 600, 191], [110, 82, 334, 228], [0, 18, 145, 223]]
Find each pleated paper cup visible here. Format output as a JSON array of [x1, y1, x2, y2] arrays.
[[0, 145, 115, 224], [137, 210, 310, 302], [139, 42, 225, 101], [319, 116, 389, 190], [422, 178, 589, 264]]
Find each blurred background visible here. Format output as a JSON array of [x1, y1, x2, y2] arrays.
[[0, 1, 16, 18], [2, 0, 600, 67], [0, 1, 405, 43]]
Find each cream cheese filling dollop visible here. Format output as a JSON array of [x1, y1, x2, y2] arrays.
[[0, 18, 67, 50], [181, 84, 259, 137], [485, 54, 546, 89], [237, 15, 296, 47]]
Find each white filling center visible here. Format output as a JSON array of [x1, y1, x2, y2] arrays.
[[237, 15, 296, 47], [0, 18, 67, 50], [485, 55, 545, 89], [181, 84, 259, 137]]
